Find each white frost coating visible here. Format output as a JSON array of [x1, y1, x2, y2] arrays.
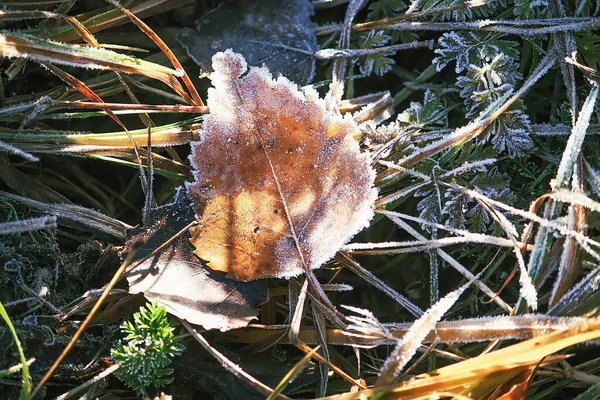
[[377, 280, 471, 385], [211, 49, 247, 80], [550, 189, 600, 213], [0, 215, 57, 235]]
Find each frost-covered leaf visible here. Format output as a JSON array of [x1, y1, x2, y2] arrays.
[[454, 142, 498, 165], [453, 51, 532, 158], [457, 54, 522, 116], [186, 51, 377, 281], [465, 200, 492, 233], [416, 165, 515, 232], [123, 189, 268, 331], [434, 32, 519, 73], [442, 192, 468, 229], [359, 51, 395, 77], [487, 107, 533, 158], [177, 0, 318, 85], [470, 166, 512, 194], [418, 0, 474, 22], [356, 30, 395, 76], [360, 30, 391, 48], [415, 186, 442, 225], [397, 90, 448, 130]]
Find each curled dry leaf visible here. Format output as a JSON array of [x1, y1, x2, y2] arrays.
[[186, 50, 377, 281], [124, 189, 268, 331]]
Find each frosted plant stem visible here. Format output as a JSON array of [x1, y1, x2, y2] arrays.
[[382, 18, 600, 34], [182, 321, 276, 397], [312, 302, 330, 397], [55, 364, 120, 400], [289, 278, 309, 345], [549, 0, 577, 123], [315, 40, 433, 59], [406, 0, 426, 14], [329, 0, 365, 105], [429, 228, 439, 307], [0, 216, 56, 235], [0, 140, 39, 162], [0, 191, 131, 240], [385, 212, 512, 312], [528, 85, 599, 280]]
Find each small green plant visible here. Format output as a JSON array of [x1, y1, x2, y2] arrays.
[[111, 301, 185, 398]]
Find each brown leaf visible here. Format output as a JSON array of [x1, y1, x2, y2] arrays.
[[124, 189, 268, 331], [187, 50, 377, 281]]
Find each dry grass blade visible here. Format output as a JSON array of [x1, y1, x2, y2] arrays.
[[0, 139, 39, 162], [104, 0, 203, 106], [473, 193, 538, 309], [0, 191, 131, 240], [527, 84, 600, 281], [0, 10, 99, 46], [221, 315, 591, 347], [287, 279, 367, 391], [550, 160, 587, 306], [41, 62, 136, 131], [47, 0, 195, 43], [2, 0, 600, 397], [322, 316, 600, 399], [54, 364, 119, 400], [0, 100, 207, 116], [337, 252, 424, 318], [379, 209, 513, 312], [38, 62, 155, 197], [0, 123, 200, 154], [376, 278, 474, 386], [315, 40, 433, 60], [549, 265, 600, 317], [0, 32, 191, 102]]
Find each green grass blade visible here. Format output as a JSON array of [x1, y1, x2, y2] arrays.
[[0, 301, 31, 400]]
